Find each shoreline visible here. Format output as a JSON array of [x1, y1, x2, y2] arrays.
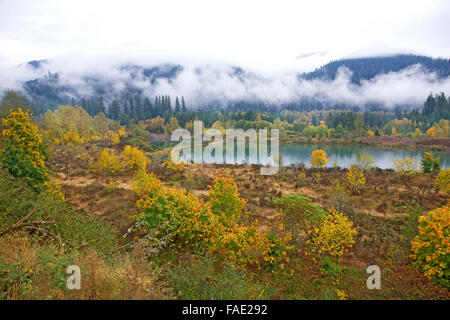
[[280, 135, 450, 151]]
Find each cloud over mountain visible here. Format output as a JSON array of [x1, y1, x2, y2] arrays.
[[1, 54, 449, 110]]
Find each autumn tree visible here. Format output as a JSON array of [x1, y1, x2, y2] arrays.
[[1, 108, 48, 189], [306, 207, 358, 261], [436, 169, 450, 194], [208, 176, 247, 226], [411, 203, 449, 287], [310, 149, 329, 168], [421, 152, 441, 173], [345, 165, 366, 194]]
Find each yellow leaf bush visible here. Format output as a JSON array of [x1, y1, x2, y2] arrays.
[[1, 108, 48, 189], [208, 175, 247, 226], [164, 153, 184, 172], [123, 145, 147, 172], [133, 172, 289, 270], [97, 149, 122, 176], [310, 149, 329, 168], [394, 157, 420, 175], [306, 207, 358, 260], [345, 165, 366, 194], [411, 203, 449, 287], [97, 145, 148, 176], [436, 169, 449, 194]]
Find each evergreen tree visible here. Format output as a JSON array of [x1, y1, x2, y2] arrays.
[[181, 96, 186, 112], [423, 93, 436, 117], [129, 96, 134, 114], [144, 97, 152, 119], [167, 95, 172, 113], [135, 95, 142, 121], [0, 89, 28, 118], [175, 97, 181, 113], [99, 96, 106, 114], [109, 99, 120, 120]]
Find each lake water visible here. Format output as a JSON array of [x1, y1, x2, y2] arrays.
[[280, 144, 450, 169], [158, 142, 450, 169]]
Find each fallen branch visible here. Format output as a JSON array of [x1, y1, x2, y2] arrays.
[[0, 206, 38, 237], [0, 220, 55, 237]]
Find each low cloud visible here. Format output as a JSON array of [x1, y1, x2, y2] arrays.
[[1, 55, 449, 110]]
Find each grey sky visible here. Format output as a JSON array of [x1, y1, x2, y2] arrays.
[[0, 0, 449, 72]]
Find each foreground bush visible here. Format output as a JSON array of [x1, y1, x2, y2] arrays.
[[208, 175, 247, 226], [411, 203, 449, 287], [436, 169, 450, 194], [306, 208, 358, 261], [1, 108, 48, 189], [273, 194, 327, 244], [133, 172, 289, 269], [0, 167, 166, 299], [166, 255, 275, 299]]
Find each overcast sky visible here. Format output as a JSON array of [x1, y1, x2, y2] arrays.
[[0, 0, 449, 72]]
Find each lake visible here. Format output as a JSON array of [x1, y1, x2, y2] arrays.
[[280, 144, 450, 169], [163, 142, 450, 169]]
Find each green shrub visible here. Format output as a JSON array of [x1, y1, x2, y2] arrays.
[[166, 255, 275, 299], [421, 152, 440, 173], [0, 167, 118, 254], [273, 194, 327, 244]]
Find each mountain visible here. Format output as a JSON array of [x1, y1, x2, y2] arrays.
[[301, 54, 450, 84], [5, 54, 450, 113]]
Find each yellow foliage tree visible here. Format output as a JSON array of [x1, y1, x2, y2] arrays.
[[306, 207, 358, 261], [208, 176, 247, 226], [310, 149, 329, 168], [1, 108, 48, 189], [97, 149, 122, 176], [436, 169, 450, 194], [97, 145, 147, 176], [411, 203, 449, 287], [122, 145, 147, 172], [345, 165, 366, 194], [426, 126, 436, 137]]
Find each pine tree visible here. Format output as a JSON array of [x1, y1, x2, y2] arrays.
[[135, 95, 142, 121], [181, 96, 186, 112], [99, 96, 106, 114], [423, 93, 436, 117], [129, 96, 134, 114], [167, 95, 172, 113], [175, 97, 181, 113], [144, 97, 152, 119], [109, 99, 120, 120]]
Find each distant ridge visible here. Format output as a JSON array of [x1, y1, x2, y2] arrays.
[[301, 54, 450, 84]]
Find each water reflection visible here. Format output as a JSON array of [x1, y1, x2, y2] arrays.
[[281, 144, 450, 169], [158, 141, 450, 169]]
